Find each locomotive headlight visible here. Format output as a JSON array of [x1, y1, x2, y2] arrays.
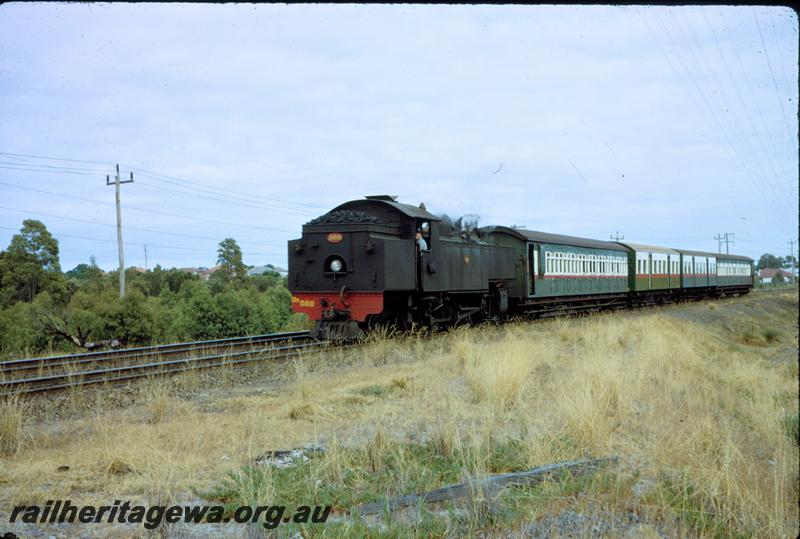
[[329, 258, 343, 272]]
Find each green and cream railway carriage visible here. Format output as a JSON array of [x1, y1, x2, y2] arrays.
[[480, 227, 630, 300], [619, 243, 681, 291], [478, 225, 753, 311], [715, 254, 754, 287], [675, 249, 717, 288]]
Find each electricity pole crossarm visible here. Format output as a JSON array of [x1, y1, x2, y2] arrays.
[[610, 231, 624, 241], [106, 164, 133, 298], [714, 232, 734, 255]]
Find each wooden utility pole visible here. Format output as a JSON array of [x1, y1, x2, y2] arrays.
[[789, 239, 797, 277], [722, 232, 734, 254], [106, 164, 133, 298], [715, 232, 734, 254]]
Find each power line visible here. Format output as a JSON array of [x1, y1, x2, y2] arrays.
[[0, 206, 286, 248], [0, 160, 322, 217], [671, 8, 789, 216], [645, 8, 789, 230], [0, 151, 113, 167], [0, 225, 282, 256], [0, 150, 330, 211], [664, 8, 787, 221], [132, 178, 314, 216], [126, 167, 330, 210], [753, 10, 795, 148], [0, 164, 102, 177], [0, 180, 297, 233], [0, 160, 109, 174], [698, 7, 792, 204], [719, 8, 797, 180]]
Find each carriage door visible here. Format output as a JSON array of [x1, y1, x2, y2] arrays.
[[528, 243, 538, 296], [648, 253, 653, 289]]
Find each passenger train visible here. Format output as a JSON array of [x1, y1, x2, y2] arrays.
[[288, 196, 753, 338]]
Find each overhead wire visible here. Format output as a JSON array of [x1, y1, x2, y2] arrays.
[[0, 150, 330, 212], [0, 225, 280, 256], [668, 7, 783, 207], [647, 7, 789, 230], [0, 162, 321, 218], [719, 8, 797, 175], [0, 151, 114, 167], [753, 10, 796, 147], [124, 166, 331, 210], [0, 180, 298, 233], [132, 177, 315, 216], [0, 205, 286, 250], [698, 7, 792, 203], [0, 164, 102, 177]]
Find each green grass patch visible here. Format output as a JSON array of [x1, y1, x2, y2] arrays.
[[781, 413, 799, 445], [355, 384, 391, 398], [656, 476, 752, 539], [736, 325, 767, 347], [761, 328, 781, 343]]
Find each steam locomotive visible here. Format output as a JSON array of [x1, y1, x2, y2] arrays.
[[288, 196, 753, 339]]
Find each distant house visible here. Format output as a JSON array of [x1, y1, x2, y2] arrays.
[[246, 264, 288, 277], [759, 268, 794, 284], [178, 266, 221, 281]]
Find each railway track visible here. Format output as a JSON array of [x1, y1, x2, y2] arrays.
[[3, 288, 790, 398], [0, 331, 327, 396]]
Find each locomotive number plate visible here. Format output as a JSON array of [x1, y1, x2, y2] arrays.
[[326, 232, 343, 243], [291, 296, 315, 308]]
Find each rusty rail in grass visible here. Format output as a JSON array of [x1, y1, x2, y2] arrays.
[[354, 456, 618, 516]]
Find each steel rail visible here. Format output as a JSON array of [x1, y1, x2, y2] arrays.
[[0, 332, 313, 376], [1, 341, 331, 396], [0, 331, 310, 365]]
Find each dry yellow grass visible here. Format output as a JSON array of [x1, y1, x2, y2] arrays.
[[1, 291, 797, 536], [0, 394, 25, 456]]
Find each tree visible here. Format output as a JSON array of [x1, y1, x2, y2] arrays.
[[66, 260, 104, 283], [212, 238, 246, 289], [756, 253, 784, 271], [0, 220, 64, 304]]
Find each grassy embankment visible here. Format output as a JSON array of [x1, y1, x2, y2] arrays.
[[1, 290, 797, 537]]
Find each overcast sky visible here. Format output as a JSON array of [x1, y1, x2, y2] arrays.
[[1, 3, 797, 271]]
